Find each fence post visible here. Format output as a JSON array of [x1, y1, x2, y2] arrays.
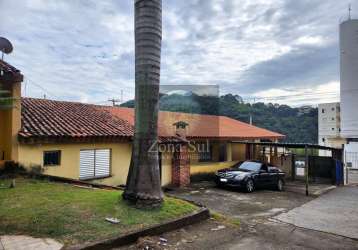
[[291, 154, 295, 181], [344, 148, 349, 185], [305, 145, 309, 196]]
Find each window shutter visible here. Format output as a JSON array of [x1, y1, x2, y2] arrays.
[[79, 149, 111, 180], [80, 150, 95, 180], [95, 149, 110, 178]]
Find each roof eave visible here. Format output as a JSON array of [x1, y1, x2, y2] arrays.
[[18, 135, 133, 145]]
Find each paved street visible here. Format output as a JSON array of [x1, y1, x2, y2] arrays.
[[118, 181, 358, 249], [275, 186, 358, 239], [117, 219, 358, 250]]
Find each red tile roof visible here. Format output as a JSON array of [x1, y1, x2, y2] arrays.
[[19, 98, 284, 143], [105, 107, 285, 140], [19, 98, 134, 143]]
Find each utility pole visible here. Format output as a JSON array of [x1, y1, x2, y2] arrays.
[[348, 4, 352, 20], [108, 98, 121, 106]]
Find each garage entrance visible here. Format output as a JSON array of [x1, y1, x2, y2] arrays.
[[232, 142, 344, 195]]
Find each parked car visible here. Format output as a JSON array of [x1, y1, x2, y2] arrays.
[[215, 160, 285, 192]]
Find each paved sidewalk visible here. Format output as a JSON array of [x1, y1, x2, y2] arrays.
[[0, 235, 63, 250], [275, 186, 358, 239]]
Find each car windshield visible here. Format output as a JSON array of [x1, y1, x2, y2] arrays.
[[238, 161, 262, 172]]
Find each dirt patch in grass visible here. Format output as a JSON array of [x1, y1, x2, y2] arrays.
[[0, 178, 198, 245]]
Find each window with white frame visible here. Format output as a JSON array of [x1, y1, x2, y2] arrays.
[[79, 149, 111, 180]]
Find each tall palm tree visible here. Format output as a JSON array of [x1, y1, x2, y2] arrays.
[[123, 0, 163, 207]]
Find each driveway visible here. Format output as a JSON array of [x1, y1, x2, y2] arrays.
[[116, 182, 358, 249], [275, 186, 358, 239], [167, 181, 313, 224]]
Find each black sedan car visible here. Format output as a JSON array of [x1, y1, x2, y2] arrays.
[[215, 161, 285, 192]]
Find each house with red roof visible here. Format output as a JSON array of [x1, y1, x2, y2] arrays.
[[0, 60, 285, 187]]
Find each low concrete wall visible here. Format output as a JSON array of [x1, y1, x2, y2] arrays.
[[190, 161, 239, 175], [66, 208, 210, 250]]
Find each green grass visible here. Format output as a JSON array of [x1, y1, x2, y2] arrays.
[[211, 211, 240, 227], [0, 178, 198, 245]]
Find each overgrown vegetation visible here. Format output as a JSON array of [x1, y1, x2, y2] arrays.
[[121, 93, 318, 143], [0, 162, 42, 179], [0, 178, 198, 245]]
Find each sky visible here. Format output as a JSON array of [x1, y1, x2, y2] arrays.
[[0, 0, 356, 106]]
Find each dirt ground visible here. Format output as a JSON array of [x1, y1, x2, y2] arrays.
[[115, 181, 358, 250]]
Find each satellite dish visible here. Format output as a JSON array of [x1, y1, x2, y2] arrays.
[[0, 37, 13, 54]]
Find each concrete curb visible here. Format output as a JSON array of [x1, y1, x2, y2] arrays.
[[284, 183, 337, 197], [311, 185, 336, 196], [165, 192, 207, 207], [64, 207, 210, 250], [21, 173, 122, 191]]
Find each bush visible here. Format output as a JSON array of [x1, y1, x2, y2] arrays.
[[0, 162, 26, 177], [0, 162, 42, 179]]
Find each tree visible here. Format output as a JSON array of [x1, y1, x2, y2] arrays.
[[123, 0, 163, 207]]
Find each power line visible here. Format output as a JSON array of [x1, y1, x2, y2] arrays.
[[242, 91, 340, 103], [244, 91, 338, 99], [25, 77, 60, 99]]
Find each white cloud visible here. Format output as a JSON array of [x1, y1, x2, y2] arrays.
[[295, 36, 326, 46], [0, 0, 356, 106]]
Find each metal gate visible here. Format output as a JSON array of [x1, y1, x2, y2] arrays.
[[308, 156, 335, 184], [344, 151, 358, 185]]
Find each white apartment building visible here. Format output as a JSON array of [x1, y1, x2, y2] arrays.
[[318, 103, 345, 156], [340, 19, 358, 173]]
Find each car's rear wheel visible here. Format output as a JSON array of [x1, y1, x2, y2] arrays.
[[277, 179, 284, 191], [245, 179, 255, 193]]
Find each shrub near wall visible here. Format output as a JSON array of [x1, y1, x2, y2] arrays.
[[0, 162, 41, 179]]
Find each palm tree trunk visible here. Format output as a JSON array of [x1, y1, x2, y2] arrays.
[[123, 0, 163, 207]]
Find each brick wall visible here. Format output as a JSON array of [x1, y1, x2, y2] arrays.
[[172, 144, 190, 187]]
